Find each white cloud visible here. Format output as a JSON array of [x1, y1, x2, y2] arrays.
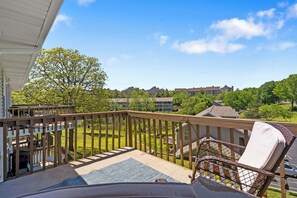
[[276, 19, 285, 29], [256, 41, 296, 51], [121, 54, 132, 60], [105, 54, 132, 66], [173, 4, 297, 55], [173, 37, 245, 54], [257, 8, 276, 18], [77, 0, 96, 6], [287, 3, 297, 18], [153, 33, 169, 46], [211, 18, 271, 39], [278, 1, 289, 8], [106, 57, 118, 66], [278, 41, 297, 50], [52, 14, 72, 30]]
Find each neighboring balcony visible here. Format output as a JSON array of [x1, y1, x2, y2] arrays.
[[0, 110, 296, 197], [8, 105, 75, 118]]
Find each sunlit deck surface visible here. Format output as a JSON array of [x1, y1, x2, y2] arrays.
[[0, 148, 192, 198]]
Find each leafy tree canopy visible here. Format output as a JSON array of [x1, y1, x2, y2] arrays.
[[258, 81, 279, 104], [12, 47, 109, 112], [129, 90, 156, 111], [173, 91, 189, 105], [259, 104, 292, 121], [223, 90, 256, 111], [274, 74, 297, 108], [178, 93, 213, 115]]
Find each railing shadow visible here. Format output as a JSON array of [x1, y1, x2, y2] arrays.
[[70, 147, 136, 169]]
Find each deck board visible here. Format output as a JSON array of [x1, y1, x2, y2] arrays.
[[0, 147, 192, 198]]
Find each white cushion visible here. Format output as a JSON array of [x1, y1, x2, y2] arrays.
[[238, 121, 285, 192]]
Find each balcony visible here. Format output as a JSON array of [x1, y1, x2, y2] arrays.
[[8, 105, 75, 118], [0, 110, 296, 197]]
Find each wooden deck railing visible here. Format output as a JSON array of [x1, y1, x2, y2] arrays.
[[1, 110, 296, 197], [8, 105, 75, 118]]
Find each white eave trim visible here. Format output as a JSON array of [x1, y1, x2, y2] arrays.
[[21, 0, 64, 88], [0, 47, 41, 54]]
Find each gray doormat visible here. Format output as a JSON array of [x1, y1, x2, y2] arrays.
[[42, 158, 178, 191]]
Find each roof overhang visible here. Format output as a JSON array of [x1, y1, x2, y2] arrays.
[[0, 0, 63, 91]]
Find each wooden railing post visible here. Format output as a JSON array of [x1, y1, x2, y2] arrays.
[[74, 116, 78, 160], [3, 122, 8, 181], [65, 119, 69, 163], [118, 113, 121, 149], [98, 114, 102, 154], [153, 119, 157, 156], [138, 118, 142, 151], [112, 114, 115, 150], [188, 122, 192, 169], [29, 119, 34, 173], [83, 116, 86, 158], [54, 118, 58, 166], [42, 119, 46, 170], [148, 119, 151, 154], [143, 119, 147, 153], [105, 114, 109, 152], [15, 121, 20, 177], [159, 120, 163, 159], [280, 159, 286, 198], [91, 115, 95, 155], [128, 114, 133, 147], [179, 122, 184, 167], [133, 118, 137, 149], [172, 122, 176, 163], [125, 114, 128, 146], [165, 121, 169, 161]]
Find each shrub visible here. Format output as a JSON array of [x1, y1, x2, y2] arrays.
[[259, 104, 293, 120]]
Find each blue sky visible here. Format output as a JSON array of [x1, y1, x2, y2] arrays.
[[44, 0, 297, 90]]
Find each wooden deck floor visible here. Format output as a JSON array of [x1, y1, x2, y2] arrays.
[[0, 147, 192, 198]]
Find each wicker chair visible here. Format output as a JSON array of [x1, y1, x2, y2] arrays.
[[190, 121, 296, 197]]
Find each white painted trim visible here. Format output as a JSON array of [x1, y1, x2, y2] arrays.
[[0, 47, 41, 54], [21, 0, 64, 88]]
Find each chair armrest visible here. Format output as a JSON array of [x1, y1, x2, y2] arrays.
[[196, 139, 246, 162], [191, 155, 274, 196], [196, 156, 274, 177]]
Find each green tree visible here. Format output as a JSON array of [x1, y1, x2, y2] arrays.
[[242, 100, 262, 119], [129, 90, 156, 111], [258, 81, 279, 104], [12, 47, 109, 112], [173, 91, 189, 105], [223, 90, 256, 111], [179, 93, 213, 115], [156, 89, 173, 97], [274, 74, 297, 108], [259, 104, 292, 121]]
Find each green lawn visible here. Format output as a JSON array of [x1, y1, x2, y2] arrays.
[[268, 188, 297, 197]]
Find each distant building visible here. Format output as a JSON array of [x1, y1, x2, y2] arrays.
[[175, 85, 233, 96], [196, 105, 239, 118], [155, 97, 173, 111], [110, 97, 173, 112]]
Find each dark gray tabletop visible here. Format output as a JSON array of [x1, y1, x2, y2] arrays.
[[21, 176, 256, 198]]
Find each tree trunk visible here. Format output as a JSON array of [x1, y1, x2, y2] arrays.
[[292, 100, 294, 109]]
